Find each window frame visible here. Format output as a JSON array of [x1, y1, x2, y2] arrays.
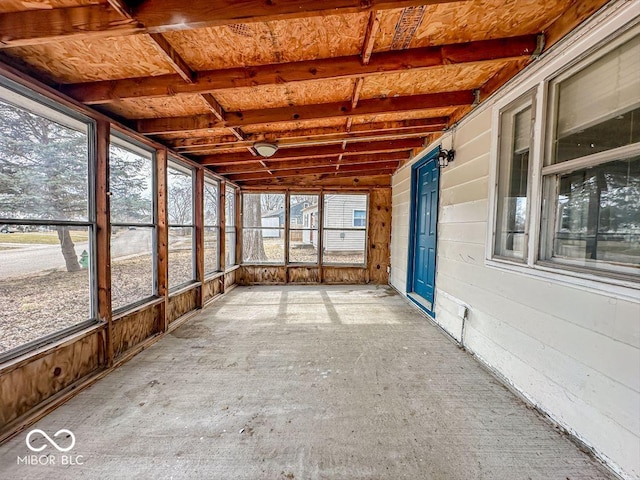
[[322, 192, 369, 267], [0, 77, 99, 362], [167, 158, 196, 290], [203, 175, 221, 276], [288, 193, 320, 265], [241, 191, 286, 265], [109, 133, 158, 313], [487, 24, 640, 292], [225, 184, 237, 270]]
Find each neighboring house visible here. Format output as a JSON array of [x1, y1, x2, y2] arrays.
[[261, 200, 311, 237], [303, 194, 366, 253], [391, 6, 640, 479]]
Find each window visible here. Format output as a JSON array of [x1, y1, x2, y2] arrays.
[[540, 33, 640, 278], [490, 30, 640, 284], [0, 80, 95, 358], [322, 194, 368, 265], [204, 177, 219, 274], [167, 160, 195, 289], [109, 136, 156, 311], [225, 184, 236, 268], [242, 192, 285, 264], [353, 209, 367, 227], [289, 194, 319, 264], [494, 94, 534, 261]]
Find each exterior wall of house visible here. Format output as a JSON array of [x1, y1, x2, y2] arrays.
[[306, 194, 367, 252], [389, 3, 640, 478]]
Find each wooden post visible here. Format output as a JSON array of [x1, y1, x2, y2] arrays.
[[318, 189, 324, 284], [156, 148, 169, 332], [219, 181, 226, 292], [235, 186, 241, 267], [95, 119, 113, 366], [195, 167, 205, 308], [284, 190, 290, 267]]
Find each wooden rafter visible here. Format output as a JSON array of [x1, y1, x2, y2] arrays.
[[226, 161, 400, 182], [211, 152, 409, 175], [147, 32, 194, 83], [178, 127, 438, 154], [62, 36, 537, 104], [0, 1, 465, 48], [200, 138, 424, 165], [136, 91, 473, 134], [200, 93, 246, 141], [170, 117, 447, 150]]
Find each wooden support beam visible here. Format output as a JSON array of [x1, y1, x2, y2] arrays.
[[227, 161, 399, 182], [218, 181, 226, 276], [351, 78, 365, 109], [0, 1, 464, 48], [147, 33, 195, 83], [136, 91, 473, 134], [95, 119, 113, 366], [361, 11, 382, 64], [0, 5, 143, 47], [156, 148, 169, 332], [239, 174, 392, 188], [181, 128, 439, 155], [194, 168, 205, 308], [63, 36, 537, 104], [200, 138, 424, 165], [171, 117, 448, 151], [200, 93, 246, 142], [212, 151, 409, 175]]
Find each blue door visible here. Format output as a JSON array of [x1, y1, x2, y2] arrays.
[[408, 151, 439, 314]]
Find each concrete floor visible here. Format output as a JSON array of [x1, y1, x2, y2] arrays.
[[0, 285, 616, 479]]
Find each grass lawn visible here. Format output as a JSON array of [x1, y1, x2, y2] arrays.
[[0, 231, 88, 245]]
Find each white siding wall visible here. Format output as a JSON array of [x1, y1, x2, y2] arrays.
[[390, 3, 640, 478], [323, 195, 367, 252]]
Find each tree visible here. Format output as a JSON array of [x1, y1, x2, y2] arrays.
[[0, 99, 148, 272], [242, 193, 267, 262]]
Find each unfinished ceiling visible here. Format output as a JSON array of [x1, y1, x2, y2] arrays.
[[0, 0, 610, 187]]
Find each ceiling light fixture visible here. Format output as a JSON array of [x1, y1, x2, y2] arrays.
[[253, 142, 278, 158]]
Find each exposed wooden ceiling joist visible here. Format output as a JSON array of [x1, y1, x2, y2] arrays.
[[169, 117, 447, 151], [226, 161, 400, 183], [177, 128, 435, 154], [63, 35, 537, 104], [200, 138, 424, 166], [136, 91, 473, 134], [211, 151, 409, 175], [0, 1, 465, 48]]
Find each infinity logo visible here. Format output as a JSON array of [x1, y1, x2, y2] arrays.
[[26, 429, 76, 452]]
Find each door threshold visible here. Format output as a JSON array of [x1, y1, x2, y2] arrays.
[[407, 292, 433, 313]]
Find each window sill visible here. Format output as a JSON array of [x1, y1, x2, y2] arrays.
[[113, 296, 165, 321], [485, 258, 640, 302]]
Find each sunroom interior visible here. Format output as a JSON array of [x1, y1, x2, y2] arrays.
[[0, 1, 638, 479]]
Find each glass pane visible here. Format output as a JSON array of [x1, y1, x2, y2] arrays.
[[111, 226, 154, 310], [110, 142, 153, 224], [243, 193, 285, 228], [204, 180, 219, 226], [242, 228, 285, 263], [323, 194, 368, 228], [290, 194, 319, 228], [0, 225, 91, 354], [225, 229, 236, 268], [204, 227, 219, 274], [552, 36, 640, 163], [0, 95, 89, 222], [168, 226, 193, 288], [289, 230, 318, 263], [225, 185, 235, 227], [322, 229, 366, 265], [168, 164, 193, 226], [548, 156, 640, 273], [495, 106, 531, 260]]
